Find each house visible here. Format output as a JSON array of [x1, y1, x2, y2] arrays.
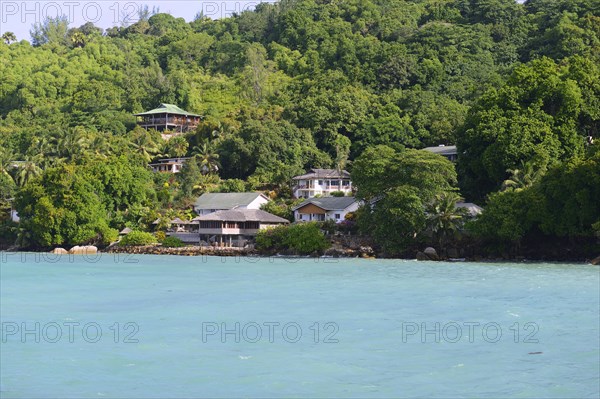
[[192, 209, 289, 247], [134, 103, 201, 135], [292, 169, 353, 199], [193, 192, 270, 216], [293, 197, 360, 223], [423, 145, 458, 162], [149, 157, 189, 173]]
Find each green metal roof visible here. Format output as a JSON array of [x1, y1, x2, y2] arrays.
[[134, 103, 201, 117]]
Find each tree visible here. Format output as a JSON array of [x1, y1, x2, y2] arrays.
[[15, 155, 42, 187], [501, 158, 547, 192], [30, 16, 69, 46], [256, 223, 330, 255], [2, 32, 16, 44], [14, 164, 118, 247], [352, 145, 459, 255], [457, 57, 597, 201], [69, 31, 86, 48], [425, 192, 468, 249], [192, 142, 221, 175], [165, 135, 189, 158]]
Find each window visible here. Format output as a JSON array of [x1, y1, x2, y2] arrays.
[[200, 221, 222, 229], [335, 214, 341, 220]]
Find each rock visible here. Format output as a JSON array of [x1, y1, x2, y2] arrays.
[[359, 246, 374, 256], [51, 248, 68, 255], [416, 251, 428, 261], [424, 247, 439, 261], [69, 245, 98, 255], [591, 255, 600, 265]]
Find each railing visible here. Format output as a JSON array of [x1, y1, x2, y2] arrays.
[[138, 117, 200, 126]]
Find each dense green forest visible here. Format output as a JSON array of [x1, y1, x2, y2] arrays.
[[0, 0, 598, 256]]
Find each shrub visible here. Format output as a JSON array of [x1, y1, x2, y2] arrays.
[[98, 225, 119, 245], [162, 236, 185, 248], [256, 223, 330, 255], [320, 219, 337, 235], [284, 223, 331, 254], [119, 230, 158, 246], [155, 231, 166, 242], [255, 225, 287, 251], [330, 191, 346, 197]]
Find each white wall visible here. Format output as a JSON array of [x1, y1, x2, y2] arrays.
[[247, 195, 270, 210], [294, 202, 359, 223], [294, 179, 353, 199]]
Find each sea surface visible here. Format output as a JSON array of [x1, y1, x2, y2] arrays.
[[0, 253, 599, 398]]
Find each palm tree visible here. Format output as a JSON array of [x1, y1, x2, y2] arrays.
[[502, 159, 546, 192], [0, 149, 14, 177], [166, 136, 188, 158], [130, 130, 163, 162], [425, 192, 468, 250], [192, 142, 220, 175], [50, 128, 90, 162], [333, 134, 351, 176], [2, 32, 16, 44], [70, 31, 86, 48], [88, 135, 113, 158], [16, 155, 42, 187]]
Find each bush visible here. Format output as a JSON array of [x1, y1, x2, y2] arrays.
[[284, 223, 331, 254], [119, 230, 158, 246], [155, 231, 166, 242], [256, 223, 330, 255], [330, 191, 346, 197], [98, 225, 119, 245], [320, 219, 337, 235], [255, 225, 287, 251], [162, 236, 185, 248]]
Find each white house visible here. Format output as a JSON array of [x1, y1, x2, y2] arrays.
[[292, 169, 353, 199], [193, 192, 270, 216], [149, 158, 190, 173], [293, 197, 359, 223]]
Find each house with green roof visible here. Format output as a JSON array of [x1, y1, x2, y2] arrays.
[[193, 192, 270, 216], [134, 103, 202, 133]]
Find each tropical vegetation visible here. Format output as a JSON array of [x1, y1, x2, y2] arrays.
[[0, 0, 598, 257]]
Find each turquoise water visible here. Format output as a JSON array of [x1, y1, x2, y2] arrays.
[[0, 254, 599, 398]]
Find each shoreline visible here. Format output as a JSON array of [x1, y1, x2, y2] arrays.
[[2, 245, 599, 265]]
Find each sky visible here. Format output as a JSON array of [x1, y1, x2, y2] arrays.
[[0, 0, 275, 40]]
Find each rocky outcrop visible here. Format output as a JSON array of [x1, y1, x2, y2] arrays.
[[591, 255, 600, 265], [69, 245, 98, 255], [417, 247, 440, 261], [107, 245, 257, 257], [51, 248, 68, 255]]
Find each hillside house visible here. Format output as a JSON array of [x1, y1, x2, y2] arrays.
[[292, 169, 353, 199], [192, 209, 289, 248], [149, 157, 189, 173], [134, 103, 201, 135], [293, 197, 359, 223], [193, 192, 270, 216]]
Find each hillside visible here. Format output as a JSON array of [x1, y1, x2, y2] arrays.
[[0, 0, 598, 255]]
